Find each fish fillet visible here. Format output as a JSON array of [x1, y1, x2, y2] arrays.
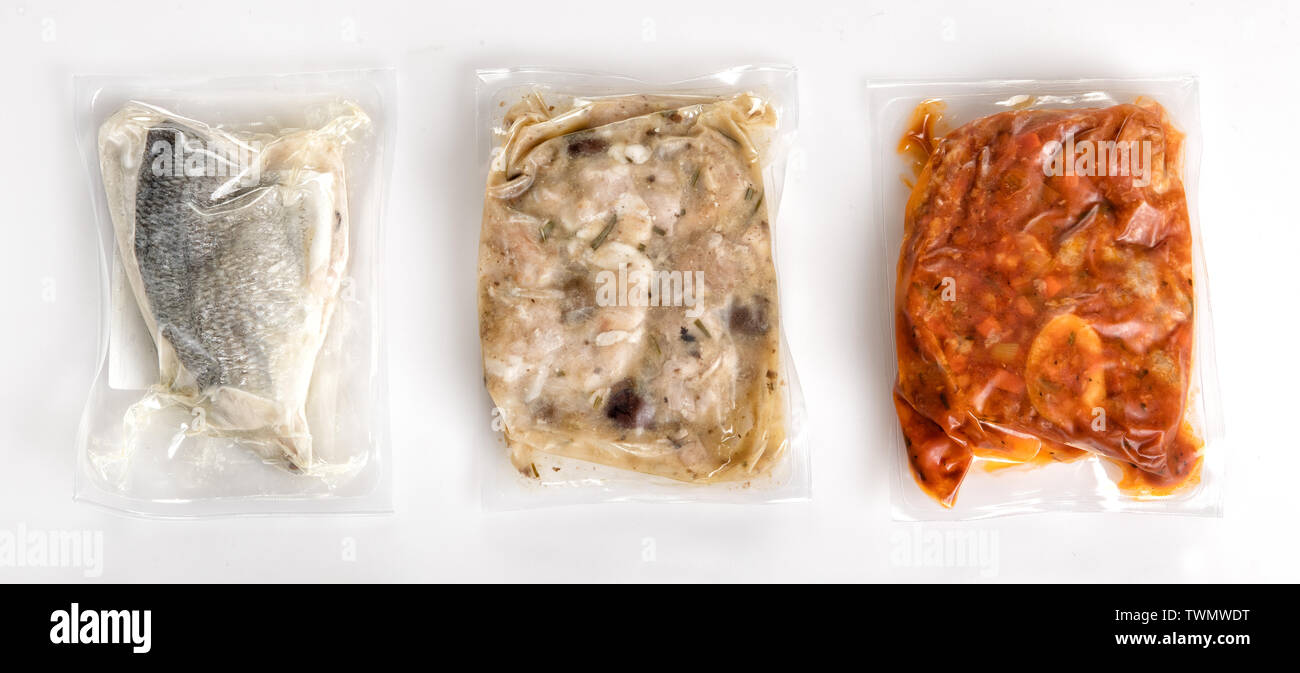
[[98, 103, 367, 469]]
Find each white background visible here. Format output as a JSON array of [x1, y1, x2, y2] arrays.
[[1, 0, 1296, 582]]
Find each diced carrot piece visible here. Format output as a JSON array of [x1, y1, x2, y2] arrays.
[[1042, 275, 1064, 298], [1017, 132, 1043, 154], [976, 315, 999, 339], [991, 368, 1025, 394]]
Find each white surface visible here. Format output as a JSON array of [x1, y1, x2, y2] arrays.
[[1, 0, 1296, 582]]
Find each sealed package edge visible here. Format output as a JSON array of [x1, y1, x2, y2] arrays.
[[73, 71, 395, 516], [869, 77, 1223, 519], [476, 66, 808, 506]]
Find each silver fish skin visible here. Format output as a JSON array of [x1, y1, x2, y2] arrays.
[[98, 103, 366, 469]]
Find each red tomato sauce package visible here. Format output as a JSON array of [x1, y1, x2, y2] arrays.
[[871, 78, 1222, 518]]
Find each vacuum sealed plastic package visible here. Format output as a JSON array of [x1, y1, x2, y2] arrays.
[[870, 77, 1222, 519], [476, 66, 808, 507], [74, 71, 395, 516]]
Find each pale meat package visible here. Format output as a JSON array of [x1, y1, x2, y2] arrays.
[[74, 71, 395, 516], [476, 67, 809, 506], [870, 77, 1223, 518]]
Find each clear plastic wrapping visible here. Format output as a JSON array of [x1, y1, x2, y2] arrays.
[[870, 77, 1223, 519], [476, 66, 809, 507], [73, 70, 396, 516]]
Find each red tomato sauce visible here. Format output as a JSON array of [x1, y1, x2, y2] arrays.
[[894, 100, 1201, 507]]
